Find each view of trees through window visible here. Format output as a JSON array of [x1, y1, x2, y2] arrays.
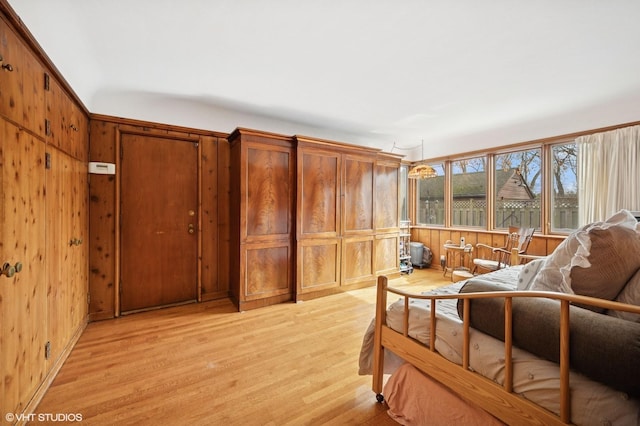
[[551, 142, 578, 231], [494, 148, 541, 229], [413, 142, 579, 232]]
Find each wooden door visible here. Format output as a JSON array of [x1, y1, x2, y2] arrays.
[[0, 120, 47, 416], [120, 134, 198, 313]]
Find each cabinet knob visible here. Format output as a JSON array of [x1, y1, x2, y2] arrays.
[[1, 63, 13, 72], [1, 262, 22, 278], [69, 237, 83, 246], [70, 124, 78, 131]]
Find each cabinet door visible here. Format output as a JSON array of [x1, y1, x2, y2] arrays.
[[297, 148, 341, 238], [343, 155, 374, 234], [238, 139, 294, 307], [0, 120, 47, 416], [0, 18, 46, 137], [46, 149, 88, 365], [375, 163, 399, 231]]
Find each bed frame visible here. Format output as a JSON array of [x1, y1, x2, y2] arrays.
[[372, 268, 640, 425]]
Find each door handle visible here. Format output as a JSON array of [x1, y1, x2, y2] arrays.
[[188, 224, 195, 234]]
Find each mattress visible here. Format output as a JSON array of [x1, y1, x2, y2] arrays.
[[359, 267, 640, 426]]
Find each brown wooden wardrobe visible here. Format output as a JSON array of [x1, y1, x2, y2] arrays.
[[228, 129, 402, 310]]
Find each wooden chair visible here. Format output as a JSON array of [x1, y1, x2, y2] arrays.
[[472, 227, 535, 274]]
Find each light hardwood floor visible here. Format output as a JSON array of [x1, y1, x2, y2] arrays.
[[33, 268, 451, 425]]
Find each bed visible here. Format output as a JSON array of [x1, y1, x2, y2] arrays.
[[359, 210, 640, 425]]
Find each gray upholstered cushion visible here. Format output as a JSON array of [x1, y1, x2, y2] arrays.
[[457, 280, 640, 397]]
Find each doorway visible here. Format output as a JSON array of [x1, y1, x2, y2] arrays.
[[119, 133, 199, 313]]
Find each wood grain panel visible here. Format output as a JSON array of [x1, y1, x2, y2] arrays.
[[375, 164, 399, 230], [0, 121, 47, 417], [46, 149, 88, 365], [88, 120, 117, 319], [299, 151, 339, 236], [344, 157, 374, 233], [243, 244, 291, 301], [0, 18, 24, 124], [246, 147, 291, 237], [201, 135, 222, 300], [411, 227, 567, 271], [298, 239, 340, 292], [343, 237, 374, 284], [375, 234, 399, 275]]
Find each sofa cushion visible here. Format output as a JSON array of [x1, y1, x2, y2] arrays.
[[529, 209, 640, 312], [457, 280, 640, 397]]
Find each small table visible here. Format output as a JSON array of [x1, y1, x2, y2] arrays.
[[443, 243, 473, 280]]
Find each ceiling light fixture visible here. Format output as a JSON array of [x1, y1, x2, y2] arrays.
[[407, 140, 437, 179]]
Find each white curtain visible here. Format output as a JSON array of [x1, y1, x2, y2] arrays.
[[577, 124, 640, 225]]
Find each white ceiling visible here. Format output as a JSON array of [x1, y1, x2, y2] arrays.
[[9, 0, 640, 160]]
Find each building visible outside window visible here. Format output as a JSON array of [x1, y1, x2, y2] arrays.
[[494, 148, 541, 229], [416, 163, 445, 225], [452, 158, 486, 227], [551, 142, 578, 231]]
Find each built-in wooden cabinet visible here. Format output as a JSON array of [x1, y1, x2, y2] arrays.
[[0, 9, 89, 420], [229, 129, 295, 310], [295, 136, 401, 300]]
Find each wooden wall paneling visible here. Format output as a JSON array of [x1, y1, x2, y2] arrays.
[[217, 138, 231, 299], [411, 228, 567, 271], [0, 121, 47, 417], [88, 120, 117, 320], [200, 135, 218, 300]]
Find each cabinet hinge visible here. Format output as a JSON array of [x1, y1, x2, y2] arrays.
[[87, 293, 91, 305], [45, 152, 51, 170], [45, 119, 51, 137], [44, 341, 51, 360], [44, 72, 50, 91]]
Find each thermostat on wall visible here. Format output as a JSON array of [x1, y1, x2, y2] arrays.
[[88, 162, 116, 175]]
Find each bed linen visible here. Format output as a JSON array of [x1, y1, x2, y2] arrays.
[[359, 266, 640, 426]]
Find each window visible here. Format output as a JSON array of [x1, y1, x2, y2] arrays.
[[452, 157, 486, 227], [494, 148, 541, 229], [416, 163, 445, 225], [551, 142, 578, 231]]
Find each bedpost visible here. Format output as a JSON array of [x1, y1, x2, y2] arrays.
[[372, 275, 388, 401], [510, 247, 519, 265]]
